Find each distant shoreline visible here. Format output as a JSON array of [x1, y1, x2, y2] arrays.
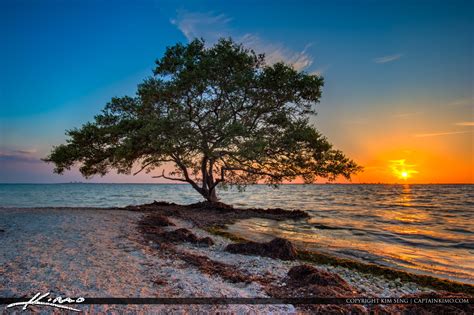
[[1, 182, 473, 185]]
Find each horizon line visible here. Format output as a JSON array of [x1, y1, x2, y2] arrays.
[[0, 182, 472, 185]]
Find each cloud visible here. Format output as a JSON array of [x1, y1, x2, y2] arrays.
[[0, 148, 40, 163], [310, 64, 331, 76], [240, 34, 313, 70], [171, 10, 313, 71], [414, 131, 470, 137], [14, 149, 37, 154], [0, 153, 40, 163], [374, 54, 403, 64], [446, 97, 473, 107], [170, 11, 232, 44], [455, 121, 474, 126]]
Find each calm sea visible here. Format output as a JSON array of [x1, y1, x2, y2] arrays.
[[0, 183, 472, 284]]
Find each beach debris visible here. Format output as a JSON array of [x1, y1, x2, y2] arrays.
[[138, 214, 175, 239], [138, 212, 214, 247], [150, 200, 178, 207], [225, 238, 297, 260], [287, 264, 351, 289], [126, 200, 177, 211], [266, 264, 364, 313], [178, 252, 258, 284], [159, 228, 214, 247], [151, 277, 167, 286], [130, 200, 308, 222], [186, 201, 235, 211], [255, 208, 309, 219], [147, 214, 176, 227], [275, 263, 357, 297]]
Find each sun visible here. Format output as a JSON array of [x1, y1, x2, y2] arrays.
[[390, 159, 418, 181]]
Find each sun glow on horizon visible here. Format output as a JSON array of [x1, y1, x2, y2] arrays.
[[390, 159, 418, 181]]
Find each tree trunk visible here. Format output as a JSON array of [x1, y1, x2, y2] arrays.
[[199, 157, 220, 203], [208, 188, 218, 203], [199, 185, 219, 203], [195, 189, 218, 203]]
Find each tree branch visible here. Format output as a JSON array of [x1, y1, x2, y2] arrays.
[[133, 159, 172, 176], [209, 164, 225, 191], [222, 166, 283, 179], [152, 169, 189, 182], [172, 154, 205, 194], [201, 156, 208, 190]]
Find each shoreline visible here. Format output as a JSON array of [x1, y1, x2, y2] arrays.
[[2, 183, 473, 185], [127, 201, 474, 294], [0, 203, 472, 313]]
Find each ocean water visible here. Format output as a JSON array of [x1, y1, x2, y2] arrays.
[[0, 183, 472, 284]]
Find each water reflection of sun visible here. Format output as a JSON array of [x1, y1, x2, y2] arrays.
[[390, 159, 418, 180]]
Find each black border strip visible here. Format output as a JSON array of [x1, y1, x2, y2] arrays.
[[0, 297, 472, 305]]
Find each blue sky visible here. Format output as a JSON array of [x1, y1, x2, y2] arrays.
[[0, 0, 473, 183]]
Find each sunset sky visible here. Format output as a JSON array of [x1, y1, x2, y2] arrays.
[[1, 0, 472, 183]]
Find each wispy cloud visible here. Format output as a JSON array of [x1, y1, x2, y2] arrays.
[[171, 10, 313, 71], [170, 11, 232, 44], [374, 53, 403, 64], [414, 131, 470, 137], [446, 97, 473, 107], [0, 149, 40, 163], [240, 34, 313, 70], [455, 121, 474, 126], [310, 64, 331, 76], [14, 149, 37, 154]]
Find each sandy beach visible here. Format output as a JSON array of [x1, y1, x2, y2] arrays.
[[2, 0, 473, 313], [1, 204, 472, 314], [0, 208, 294, 313]]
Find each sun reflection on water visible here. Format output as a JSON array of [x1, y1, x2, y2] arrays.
[[225, 184, 474, 284]]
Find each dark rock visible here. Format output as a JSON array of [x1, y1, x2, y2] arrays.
[[225, 237, 297, 260], [0, 229, 4, 233], [287, 264, 350, 288]]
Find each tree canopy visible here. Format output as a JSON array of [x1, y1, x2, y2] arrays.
[[44, 38, 361, 202]]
